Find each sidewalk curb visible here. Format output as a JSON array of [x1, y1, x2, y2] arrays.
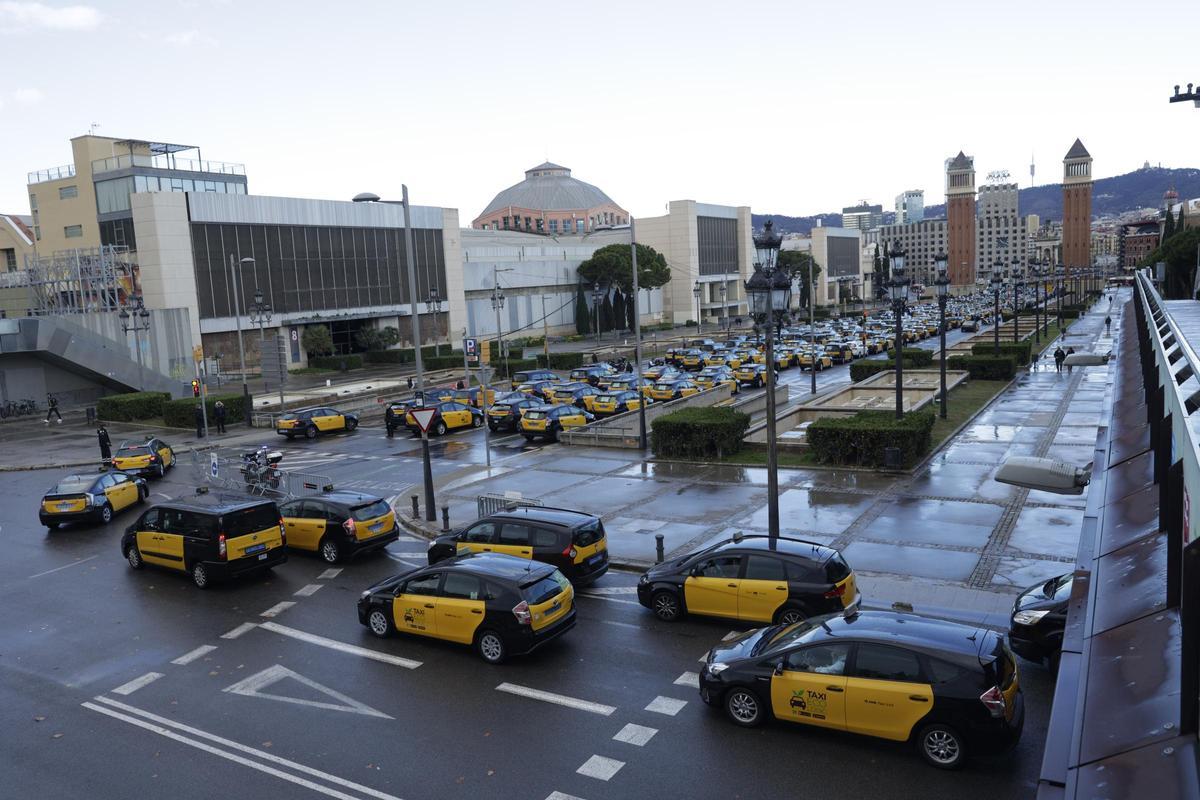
[[0, 443, 219, 473]]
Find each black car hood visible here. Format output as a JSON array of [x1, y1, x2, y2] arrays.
[[707, 627, 778, 664], [1015, 577, 1070, 612]]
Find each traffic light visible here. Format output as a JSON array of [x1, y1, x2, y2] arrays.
[[191, 379, 201, 398]]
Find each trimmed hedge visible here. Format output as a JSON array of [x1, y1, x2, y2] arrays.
[[310, 354, 364, 370], [901, 349, 934, 367], [947, 354, 1017, 380], [651, 406, 751, 459], [970, 341, 1031, 365], [96, 391, 171, 422], [163, 393, 253, 429], [536, 352, 585, 370], [849, 355, 934, 383], [808, 410, 936, 468]]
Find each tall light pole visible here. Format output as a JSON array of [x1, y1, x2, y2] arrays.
[[991, 267, 1004, 355], [425, 288, 443, 357], [631, 218, 648, 450], [1011, 256, 1022, 344], [247, 284, 279, 413], [809, 256, 817, 395], [591, 282, 602, 343], [491, 269, 507, 382], [229, 254, 252, 425], [352, 188, 433, 522], [718, 279, 728, 337], [934, 252, 949, 419], [744, 220, 789, 542], [1056, 263, 1064, 330], [118, 295, 151, 390], [887, 244, 911, 420], [693, 280, 703, 338]]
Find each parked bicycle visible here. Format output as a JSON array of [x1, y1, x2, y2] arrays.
[[0, 398, 38, 419]]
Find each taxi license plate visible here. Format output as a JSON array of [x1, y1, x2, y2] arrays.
[[547, 602, 561, 615], [57, 502, 74, 511], [370, 522, 384, 532], [257, 553, 268, 561], [588, 553, 605, 565], [246, 543, 267, 555]]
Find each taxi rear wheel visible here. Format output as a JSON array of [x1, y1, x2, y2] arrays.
[[319, 538, 342, 564], [651, 590, 683, 622], [476, 630, 507, 664], [126, 545, 143, 569], [471, 415, 483, 428], [304, 425, 318, 440], [155, 463, 165, 479], [774, 604, 807, 626], [724, 687, 764, 727], [99, 504, 114, 525], [191, 563, 211, 590], [138, 486, 149, 504], [367, 608, 393, 638], [916, 723, 966, 770]]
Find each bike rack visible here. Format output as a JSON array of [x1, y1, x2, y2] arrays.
[[190, 449, 334, 501]]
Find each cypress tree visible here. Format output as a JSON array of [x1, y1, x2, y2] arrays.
[[575, 284, 590, 335], [1177, 205, 1187, 239], [611, 287, 625, 330], [627, 292, 637, 332], [1165, 207, 1177, 241], [600, 292, 614, 333]]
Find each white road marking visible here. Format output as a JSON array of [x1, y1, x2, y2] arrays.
[[85, 698, 403, 800], [545, 793, 587, 800], [221, 622, 258, 639], [171, 645, 217, 665], [111, 672, 165, 696], [258, 622, 422, 669], [318, 568, 343, 580], [612, 722, 658, 747], [644, 696, 688, 716], [293, 584, 324, 597], [673, 671, 700, 688], [598, 620, 641, 630], [260, 601, 296, 618], [396, 535, 424, 543], [223, 664, 392, 719], [577, 592, 639, 606], [494, 682, 616, 716], [582, 586, 638, 595], [576, 755, 624, 781], [28, 555, 98, 579], [386, 554, 421, 567], [721, 630, 740, 641]]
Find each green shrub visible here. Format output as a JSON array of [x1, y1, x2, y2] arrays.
[[947, 354, 1017, 380], [163, 393, 253, 429], [537, 352, 584, 370], [970, 341, 1031, 365], [365, 348, 463, 366], [849, 355, 934, 382], [898, 349, 934, 367], [96, 391, 171, 422], [310, 354, 363, 370], [808, 410, 936, 468], [651, 406, 751, 459]]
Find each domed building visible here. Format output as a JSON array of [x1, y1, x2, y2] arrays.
[[472, 162, 630, 235]]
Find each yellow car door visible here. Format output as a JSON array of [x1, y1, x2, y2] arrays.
[[770, 643, 851, 731], [682, 556, 742, 618], [559, 411, 587, 430], [156, 443, 173, 468], [736, 554, 790, 623], [100, 475, 127, 511], [281, 499, 327, 552], [492, 523, 534, 559], [136, 508, 185, 570], [117, 475, 140, 509], [843, 644, 934, 741], [392, 572, 441, 638], [456, 522, 498, 556], [435, 573, 487, 644]]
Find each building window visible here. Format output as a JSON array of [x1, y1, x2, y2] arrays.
[[549, 219, 558, 233], [2, 248, 15, 271], [59, 185, 79, 200], [576, 220, 583, 234], [64, 224, 83, 238], [524, 217, 531, 230], [29, 194, 37, 211]]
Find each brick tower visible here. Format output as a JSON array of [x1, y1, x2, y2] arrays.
[[1061, 139, 1093, 274], [945, 152, 976, 286]]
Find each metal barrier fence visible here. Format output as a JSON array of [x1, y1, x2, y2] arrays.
[[190, 449, 333, 500], [477, 492, 542, 518]]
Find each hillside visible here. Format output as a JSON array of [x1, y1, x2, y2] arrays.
[[755, 166, 1200, 234]]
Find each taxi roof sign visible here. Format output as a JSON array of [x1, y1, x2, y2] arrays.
[[410, 407, 437, 433]]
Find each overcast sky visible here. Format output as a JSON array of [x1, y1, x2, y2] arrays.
[[2, 0, 1198, 223]]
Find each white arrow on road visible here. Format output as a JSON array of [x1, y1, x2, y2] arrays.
[[223, 664, 392, 719]]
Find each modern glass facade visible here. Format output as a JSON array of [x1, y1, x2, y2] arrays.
[[697, 215, 738, 277], [189, 222, 446, 321], [96, 175, 247, 215]]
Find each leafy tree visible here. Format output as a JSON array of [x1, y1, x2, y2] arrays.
[[1141, 227, 1200, 298], [600, 292, 614, 333], [378, 326, 401, 348], [778, 249, 821, 308], [575, 284, 590, 335], [578, 243, 671, 293], [354, 327, 384, 352], [611, 286, 625, 331], [301, 324, 334, 358], [1165, 207, 1177, 240]]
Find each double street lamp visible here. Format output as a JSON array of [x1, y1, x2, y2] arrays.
[[934, 252, 950, 420], [1012, 258, 1024, 344], [693, 281, 703, 337], [231, 256, 255, 426], [990, 267, 1005, 355], [425, 288, 443, 356], [744, 220, 789, 542], [118, 295, 151, 390], [718, 280, 728, 335], [886, 244, 911, 420], [591, 282, 603, 342]]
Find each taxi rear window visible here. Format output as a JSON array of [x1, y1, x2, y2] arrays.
[[524, 410, 547, 419], [492, 403, 513, 413], [824, 553, 851, 583], [596, 395, 615, 403], [221, 504, 280, 537], [351, 500, 391, 521], [521, 571, 570, 604], [51, 477, 94, 494], [573, 519, 604, 547], [118, 445, 151, 455]]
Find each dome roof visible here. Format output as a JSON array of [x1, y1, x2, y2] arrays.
[[478, 163, 618, 218]]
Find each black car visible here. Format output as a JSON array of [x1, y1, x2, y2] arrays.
[[1009, 573, 1071, 671], [279, 492, 400, 563], [357, 552, 576, 663], [698, 610, 1024, 769], [637, 534, 859, 625], [487, 396, 543, 432], [428, 506, 609, 584]]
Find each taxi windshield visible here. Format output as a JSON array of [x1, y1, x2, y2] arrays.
[[524, 410, 547, 419], [117, 445, 151, 455], [759, 617, 829, 655], [51, 477, 94, 494]]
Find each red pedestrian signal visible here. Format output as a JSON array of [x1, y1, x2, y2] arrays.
[[191, 379, 201, 397]]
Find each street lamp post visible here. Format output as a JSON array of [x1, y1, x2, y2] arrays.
[[718, 280, 728, 337], [693, 281, 703, 338], [744, 220, 789, 542], [1012, 257, 1022, 344], [809, 258, 817, 396], [425, 289, 443, 356], [229, 255, 252, 426], [1056, 264, 1064, 330], [991, 268, 1004, 355], [886, 244, 911, 420], [934, 252, 950, 420], [591, 282, 603, 343], [118, 296, 151, 390], [247, 286, 281, 413]]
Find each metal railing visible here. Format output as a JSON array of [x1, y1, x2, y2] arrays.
[[477, 492, 542, 518], [190, 449, 333, 500], [91, 154, 245, 176], [27, 164, 76, 184]]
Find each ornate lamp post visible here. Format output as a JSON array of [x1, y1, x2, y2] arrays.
[[118, 295, 151, 390], [247, 289, 281, 414], [1056, 264, 1064, 330], [744, 219, 789, 542], [990, 267, 1004, 355], [934, 252, 950, 420], [491, 283, 506, 380], [231, 256, 254, 425], [425, 288, 443, 356], [718, 280, 728, 336], [1011, 257, 1023, 343], [886, 244, 911, 420], [693, 280, 703, 337], [590, 282, 603, 343]]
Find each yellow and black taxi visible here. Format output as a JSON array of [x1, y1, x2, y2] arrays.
[[695, 366, 739, 394], [703, 349, 731, 368], [40, 471, 147, 528], [278, 491, 398, 563], [698, 610, 1024, 770], [678, 349, 706, 371], [487, 395, 543, 432], [606, 374, 655, 396], [358, 552, 576, 663], [591, 390, 646, 417], [551, 381, 602, 412], [276, 407, 359, 439], [569, 365, 615, 387], [519, 404, 592, 441], [647, 376, 701, 401], [798, 349, 833, 372], [637, 534, 859, 625], [121, 495, 286, 589], [642, 362, 680, 381], [516, 379, 557, 401], [111, 437, 176, 478], [511, 369, 558, 390], [734, 363, 770, 387], [405, 401, 483, 436], [428, 506, 609, 584]]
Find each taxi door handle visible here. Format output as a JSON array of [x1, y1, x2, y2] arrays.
[[727, 583, 738, 588], [826, 686, 844, 693], [775, 586, 786, 591], [471, 609, 482, 614], [423, 603, 435, 609], [908, 695, 929, 702]]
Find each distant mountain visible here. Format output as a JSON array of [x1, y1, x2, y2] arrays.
[[755, 166, 1200, 234]]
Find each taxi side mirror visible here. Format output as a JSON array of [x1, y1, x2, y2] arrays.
[[772, 661, 785, 677]]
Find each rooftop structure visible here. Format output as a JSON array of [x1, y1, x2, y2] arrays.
[[471, 162, 629, 235]]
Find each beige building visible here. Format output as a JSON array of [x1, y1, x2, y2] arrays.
[[634, 201, 754, 328], [809, 226, 863, 309], [0, 213, 36, 317]]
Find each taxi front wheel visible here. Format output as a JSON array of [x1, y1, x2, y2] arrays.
[[126, 545, 143, 570], [916, 723, 966, 770], [367, 609, 393, 638], [652, 590, 683, 622], [471, 415, 483, 428], [724, 687, 764, 727]]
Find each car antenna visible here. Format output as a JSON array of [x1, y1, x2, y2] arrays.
[[731, 531, 744, 543]]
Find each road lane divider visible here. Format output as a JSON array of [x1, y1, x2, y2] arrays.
[[612, 723, 658, 747], [294, 584, 324, 597], [260, 601, 296, 618], [221, 622, 258, 639], [672, 672, 700, 689], [546, 793, 588, 800], [171, 645, 218, 666], [318, 568, 343, 580], [84, 697, 403, 800], [258, 622, 422, 669], [644, 696, 688, 716], [28, 555, 98, 579], [111, 672, 164, 696], [494, 682, 616, 716], [577, 592, 639, 606], [576, 754, 624, 781]]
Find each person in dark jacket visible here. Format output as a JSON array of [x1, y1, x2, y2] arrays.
[[1066, 347, 1076, 374], [44, 393, 62, 424], [214, 400, 227, 434], [1053, 346, 1066, 373], [97, 425, 112, 467], [194, 404, 206, 438], [1104, 315, 1112, 335], [384, 404, 397, 438]]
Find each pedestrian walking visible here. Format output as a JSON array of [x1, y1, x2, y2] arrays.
[[194, 403, 206, 438], [44, 393, 62, 424], [1104, 315, 1112, 335], [214, 400, 227, 434], [384, 404, 397, 438], [455, 379, 465, 390], [1053, 346, 1066, 373], [97, 424, 112, 467], [1066, 347, 1076, 374]]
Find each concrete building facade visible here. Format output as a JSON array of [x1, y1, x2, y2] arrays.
[[1061, 139, 1094, 273], [842, 203, 883, 232], [877, 218, 948, 288], [809, 227, 863, 309], [0, 214, 35, 318], [471, 163, 629, 235], [895, 190, 925, 224], [976, 182, 1034, 277], [945, 152, 977, 286], [1119, 220, 1161, 269]]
